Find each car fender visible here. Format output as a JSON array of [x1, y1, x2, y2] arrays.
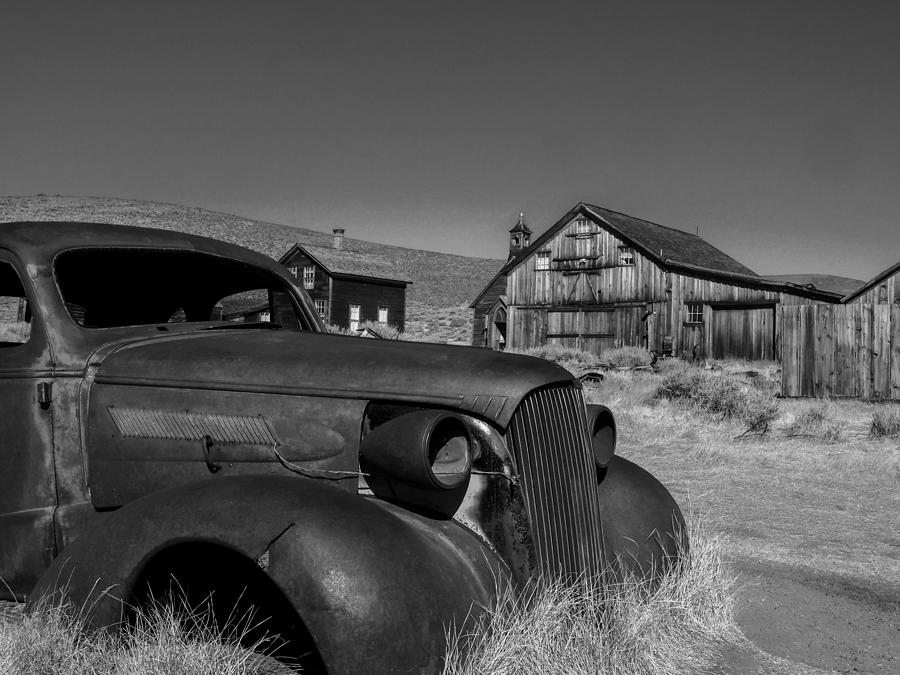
[[597, 456, 687, 576], [29, 475, 509, 674]]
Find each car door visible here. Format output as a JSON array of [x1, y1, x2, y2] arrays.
[[0, 252, 57, 599]]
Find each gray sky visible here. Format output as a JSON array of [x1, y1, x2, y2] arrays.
[[2, 0, 898, 280]]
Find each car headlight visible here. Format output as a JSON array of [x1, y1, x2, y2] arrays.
[[360, 409, 473, 515], [586, 404, 616, 468]]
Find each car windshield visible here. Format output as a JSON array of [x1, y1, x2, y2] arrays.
[[54, 247, 311, 330]]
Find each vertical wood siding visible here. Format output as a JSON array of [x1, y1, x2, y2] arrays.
[[845, 270, 899, 305], [781, 304, 900, 400], [501, 214, 826, 359]]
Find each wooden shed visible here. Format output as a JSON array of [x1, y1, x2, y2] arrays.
[[471, 203, 841, 359], [279, 230, 411, 332]]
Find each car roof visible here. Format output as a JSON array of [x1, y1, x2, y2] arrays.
[[0, 221, 280, 269]]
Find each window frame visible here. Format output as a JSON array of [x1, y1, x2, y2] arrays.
[[349, 303, 361, 331], [618, 246, 636, 266], [535, 250, 551, 271], [314, 299, 327, 319], [685, 302, 704, 325], [377, 306, 388, 324], [303, 266, 315, 289]]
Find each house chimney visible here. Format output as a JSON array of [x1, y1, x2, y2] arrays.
[[333, 228, 345, 250]]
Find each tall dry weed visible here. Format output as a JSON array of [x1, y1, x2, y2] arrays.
[[443, 519, 737, 675], [0, 594, 283, 675]]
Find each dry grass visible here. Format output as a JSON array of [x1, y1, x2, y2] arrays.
[[443, 519, 738, 675], [0, 594, 285, 675], [582, 364, 900, 593]]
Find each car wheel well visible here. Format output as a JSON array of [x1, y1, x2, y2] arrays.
[[128, 541, 326, 672]]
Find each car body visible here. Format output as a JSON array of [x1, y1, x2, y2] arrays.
[[0, 222, 685, 673]]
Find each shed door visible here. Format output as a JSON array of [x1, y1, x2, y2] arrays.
[[710, 306, 775, 360]]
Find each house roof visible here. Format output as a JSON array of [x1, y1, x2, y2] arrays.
[[470, 202, 842, 307], [279, 243, 411, 284], [764, 274, 865, 297], [841, 260, 900, 303]]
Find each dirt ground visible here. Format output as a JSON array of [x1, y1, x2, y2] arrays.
[[725, 558, 900, 674]]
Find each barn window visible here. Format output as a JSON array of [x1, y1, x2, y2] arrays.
[[618, 247, 635, 266], [314, 299, 327, 319], [288, 266, 298, 278], [378, 306, 389, 324], [686, 303, 703, 324], [535, 251, 550, 271], [303, 266, 315, 289], [349, 304, 361, 331], [574, 217, 592, 238]]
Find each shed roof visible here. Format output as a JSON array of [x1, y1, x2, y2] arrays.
[[764, 274, 865, 297], [279, 243, 411, 284], [841, 260, 900, 303]]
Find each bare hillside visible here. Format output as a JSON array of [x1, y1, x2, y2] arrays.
[[0, 195, 503, 309]]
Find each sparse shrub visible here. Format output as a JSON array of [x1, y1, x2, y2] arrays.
[[507, 345, 606, 375], [870, 405, 900, 438], [823, 423, 845, 443], [443, 518, 737, 675], [789, 402, 830, 436], [656, 367, 779, 433], [599, 347, 653, 368]]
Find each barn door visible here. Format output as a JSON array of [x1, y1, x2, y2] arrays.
[[710, 306, 775, 360]]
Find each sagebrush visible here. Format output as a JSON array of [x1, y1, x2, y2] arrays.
[[656, 365, 779, 433]]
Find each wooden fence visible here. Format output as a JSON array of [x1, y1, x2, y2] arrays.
[[780, 304, 900, 399]]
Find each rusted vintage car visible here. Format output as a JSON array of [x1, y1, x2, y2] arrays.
[[0, 222, 685, 673]]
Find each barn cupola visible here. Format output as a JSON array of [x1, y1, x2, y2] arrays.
[[508, 212, 531, 259]]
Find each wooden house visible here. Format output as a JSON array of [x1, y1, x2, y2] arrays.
[[471, 203, 842, 360], [279, 229, 411, 331]]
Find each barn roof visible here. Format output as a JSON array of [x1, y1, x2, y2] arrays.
[[841, 260, 900, 303], [279, 243, 411, 284], [583, 204, 756, 276], [470, 203, 841, 307]]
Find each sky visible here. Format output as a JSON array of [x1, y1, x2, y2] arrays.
[[1, 0, 899, 281]]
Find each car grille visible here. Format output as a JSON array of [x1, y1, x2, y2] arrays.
[[505, 386, 604, 576]]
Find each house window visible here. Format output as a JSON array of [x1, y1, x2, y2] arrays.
[[258, 310, 271, 323], [618, 247, 635, 266], [349, 304, 360, 331], [535, 251, 550, 271], [574, 217, 592, 237], [314, 299, 327, 319], [288, 266, 298, 278], [377, 306, 388, 324], [686, 303, 703, 324], [303, 266, 315, 289]]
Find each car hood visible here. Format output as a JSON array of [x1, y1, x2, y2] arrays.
[[90, 329, 576, 427]]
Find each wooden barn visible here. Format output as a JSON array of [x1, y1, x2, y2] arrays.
[[471, 203, 842, 360], [780, 260, 900, 400], [279, 229, 411, 331]]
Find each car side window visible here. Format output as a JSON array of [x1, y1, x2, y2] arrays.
[[0, 261, 31, 346]]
